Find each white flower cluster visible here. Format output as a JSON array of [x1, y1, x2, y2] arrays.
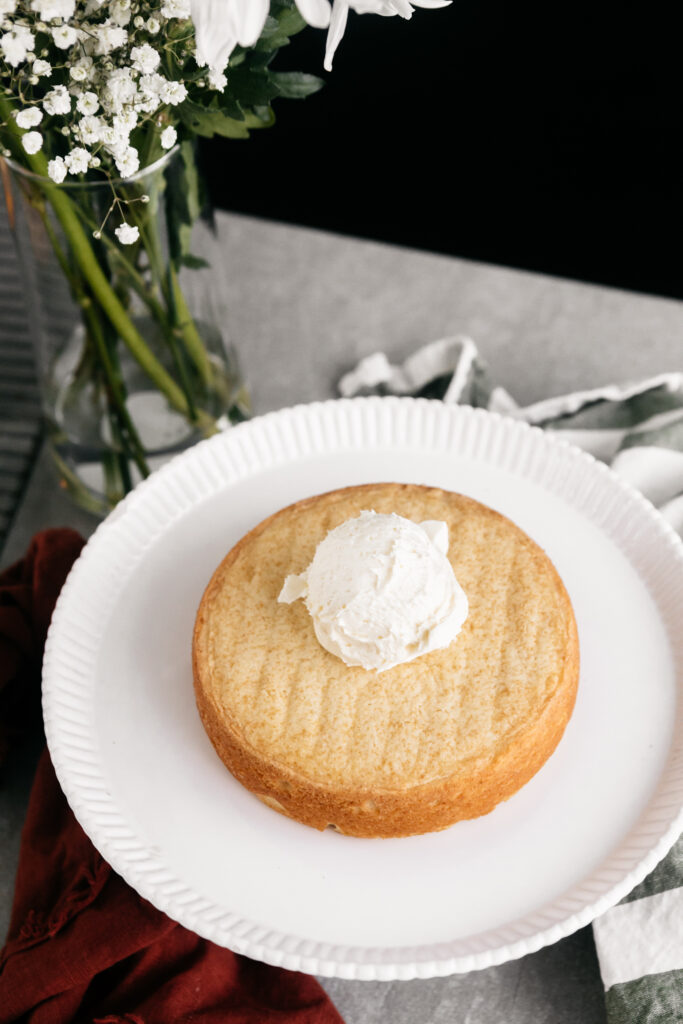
[[0, 0, 211, 191]]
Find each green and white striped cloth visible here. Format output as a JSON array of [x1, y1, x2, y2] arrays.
[[339, 336, 683, 1023]]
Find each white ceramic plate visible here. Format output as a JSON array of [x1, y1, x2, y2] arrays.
[[43, 398, 683, 980]]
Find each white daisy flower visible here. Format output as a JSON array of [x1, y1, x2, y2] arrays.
[[324, 0, 450, 69], [188, 0, 448, 72], [21, 130, 43, 154], [115, 222, 139, 244], [191, 0, 329, 71]]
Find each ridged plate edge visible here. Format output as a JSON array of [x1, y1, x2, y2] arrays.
[[43, 397, 683, 980]]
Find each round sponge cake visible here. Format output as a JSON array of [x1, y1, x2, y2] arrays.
[[192, 483, 579, 838]]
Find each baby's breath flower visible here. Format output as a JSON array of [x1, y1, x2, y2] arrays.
[[110, 0, 131, 26], [0, 0, 17, 17], [15, 105, 43, 128], [47, 154, 67, 182], [64, 146, 89, 174], [133, 14, 143, 27], [76, 113, 103, 144], [43, 83, 71, 115], [160, 0, 190, 18], [32, 57, 51, 75], [99, 123, 123, 150], [113, 109, 136, 132], [160, 79, 187, 105], [207, 67, 226, 91], [70, 54, 92, 76], [101, 66, 136, 111], [130, 42, 159, 74], [1, 25, 35, 67], [76, 90, 99, 115], [51, 23, 80, 49], [90, 23, 127, 55], [115, 222, 139, 244], [31, 0, 75, 19], [114, 143, 139, 177], [160, 124, 176, 149], [21, 130, 43, 154], [146, 16, 159, 32]]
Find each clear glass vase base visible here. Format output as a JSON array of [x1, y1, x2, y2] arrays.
[[47, 322, 248, 518]]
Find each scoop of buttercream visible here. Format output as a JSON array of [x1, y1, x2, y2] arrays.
[[278, 510, 468, 671]]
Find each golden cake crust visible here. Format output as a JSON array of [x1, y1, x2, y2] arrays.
[[193, 483, 579, 838]]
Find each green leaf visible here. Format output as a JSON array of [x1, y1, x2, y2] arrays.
[[180, 253, 210, 269], [178, 96, 275, 139], [269, 71, 324, 99], [210, 91, 244, 122], [248, 105, 276, 128], [227, 65, 281, 107], [178, 98, 248, 138], [254, 8, 306, 51], [245, 49, 277, 70]]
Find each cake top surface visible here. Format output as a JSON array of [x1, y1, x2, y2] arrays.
[[194, 483, 576, 792]]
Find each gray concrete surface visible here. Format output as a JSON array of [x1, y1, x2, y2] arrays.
[[2, 210, 683, 1022]]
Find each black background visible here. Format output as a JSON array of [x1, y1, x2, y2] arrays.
[[200, 1, 681, 299]]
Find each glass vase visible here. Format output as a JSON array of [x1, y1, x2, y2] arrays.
[[2, 144, 249, 517]]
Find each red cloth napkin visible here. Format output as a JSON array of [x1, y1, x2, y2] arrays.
[[0, 530, 344, 1024]]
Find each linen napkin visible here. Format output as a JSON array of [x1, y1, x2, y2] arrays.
[[340, 336, 683, 1024], [0, 531, 344, 1024]]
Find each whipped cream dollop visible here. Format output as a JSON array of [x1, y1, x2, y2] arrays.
[[278, 510, 468, 672]]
